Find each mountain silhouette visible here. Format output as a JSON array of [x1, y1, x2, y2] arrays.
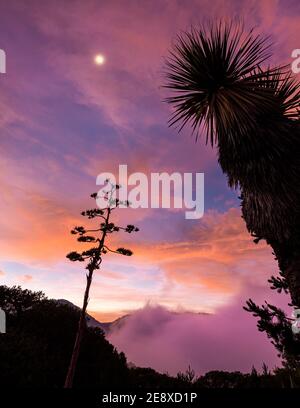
[[55, 299, 129, 334]]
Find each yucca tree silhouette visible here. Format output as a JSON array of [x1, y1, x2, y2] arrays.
[[164, 22, 300, 307]]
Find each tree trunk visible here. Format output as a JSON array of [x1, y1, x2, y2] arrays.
[[64, 268, 93, 388], [284, 255, 300, 308]]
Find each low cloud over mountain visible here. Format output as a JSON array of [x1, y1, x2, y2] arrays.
[[107, 291, 289, 376]]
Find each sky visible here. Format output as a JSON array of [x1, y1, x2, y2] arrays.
[[0, 0, 299, 374]]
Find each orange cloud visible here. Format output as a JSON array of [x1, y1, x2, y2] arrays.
[[123, 208, 276, 297], [0, 174, 80, 262]]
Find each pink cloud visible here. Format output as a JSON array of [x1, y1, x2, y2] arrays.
[[108, 290, 289, 376], [18, 274, 33, 283], [20, 0, 299, 134]]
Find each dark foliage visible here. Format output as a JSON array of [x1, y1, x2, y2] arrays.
[[245, 299, 300, 368], [0, 285, 128, 388]]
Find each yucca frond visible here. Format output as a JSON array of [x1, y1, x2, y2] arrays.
[[164, 22, 300, 145]]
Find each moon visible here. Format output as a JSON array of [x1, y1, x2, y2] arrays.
[[94, 54, 105, 65]]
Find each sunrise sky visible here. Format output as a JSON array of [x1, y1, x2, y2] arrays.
[[0, 0, 299, 374]]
